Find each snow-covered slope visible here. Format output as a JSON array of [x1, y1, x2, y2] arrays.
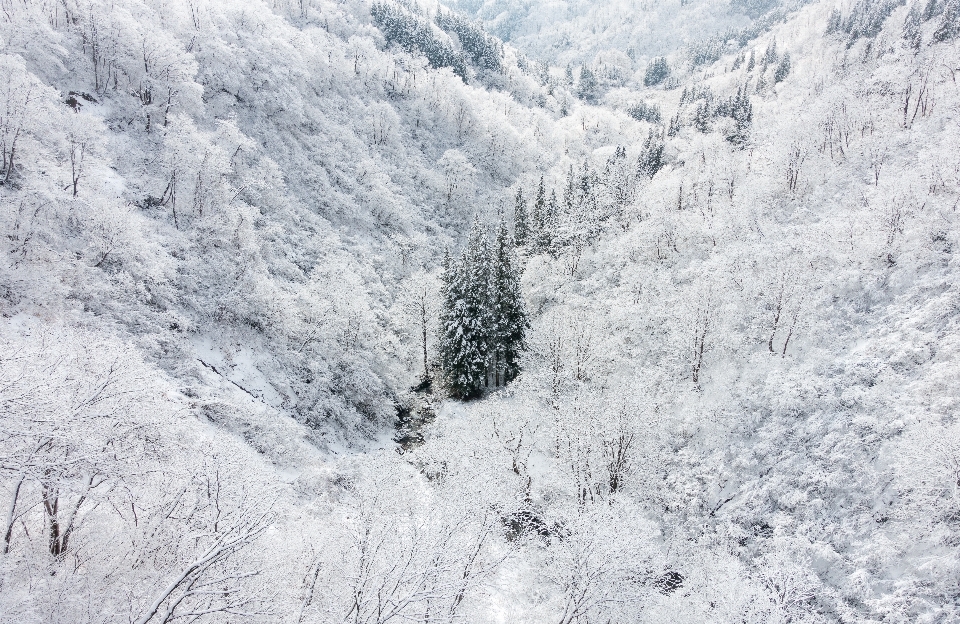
[[2, 0, 960, 621]]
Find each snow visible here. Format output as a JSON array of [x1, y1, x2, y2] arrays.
[[2, 0, 960, 620]]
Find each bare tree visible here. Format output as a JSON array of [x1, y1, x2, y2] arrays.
[[689, 286, 714, 386], [786, 143, 806, 192], [133, 477, 274, 624]]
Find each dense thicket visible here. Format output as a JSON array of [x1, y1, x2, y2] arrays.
[[438, 217, 527, 398], [436, 10, 505, 72], [372, 1, 469, 81]]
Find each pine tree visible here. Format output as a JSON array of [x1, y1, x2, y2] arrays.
[[577, 65, 598, 103], [563, 164, 576, 214], [489, 218, 529, 386], [694, 100, 711, 133], [438, 218, 490, 399], [532, 176, 546, 234], [726, 85, 753, 146], [774, 52, 791, 83], [514, 187, 528, 247], [543, 190, 559, 253], [637, 128, 665, 178], [763, 40, 778, 69], [667, 112, 681, 137], [644, 57, 670, 86]]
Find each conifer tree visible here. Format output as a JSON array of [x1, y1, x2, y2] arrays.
[[577, 65, 598, 103], [438, 219, 490, 399], [563, 164, 576, 214], [531, 176, 546, 235], [547, 190, 559, 234], [774, 52, 791, 83], [644, 57, 670, 86], [667, 112, 681, 137], [637, 128, 665, 178], [694, 100, 711, 133], [514, 187, 528, 247], [489, 218, 529, 386], [762, 40, 778, 69]]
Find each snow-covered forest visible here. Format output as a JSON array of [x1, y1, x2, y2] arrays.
[[1, 0, 959, 620]]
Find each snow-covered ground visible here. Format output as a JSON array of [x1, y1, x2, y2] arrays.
[[2, 0, 960, 621]]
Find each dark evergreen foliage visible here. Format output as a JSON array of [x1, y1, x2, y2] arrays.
[[438, 217, 528, 399], [371, 2, 468, 82], [637, 129, 665, 179], [721, 85, 753, 145], [644, 57, 670, 86], [774, 52, 791, 83], [693, 100, 711, 133], [643, 56, 670, 87], [577, 65, 598, 102], [435, 11, 504, 72], [826, 8, 843, 33], [833, 0, 907, 42], [932, 0, 960, 40], [489, 219, 529, 385], [688, 8, 792, 68], [667, 112, 682, 137], [627, 101, 663, 123], [761, 40, 779, 70], [514, 188, 528, 247], [438, 223, 489, 399], [688, 40, 725, 67]]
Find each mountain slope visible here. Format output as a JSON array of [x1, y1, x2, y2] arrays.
[[2, 0, 960, 621]]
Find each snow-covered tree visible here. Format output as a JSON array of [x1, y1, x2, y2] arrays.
[[489, 218, 529, 386]]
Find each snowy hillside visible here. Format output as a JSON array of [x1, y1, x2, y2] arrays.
[[1, 0, 960, 621]]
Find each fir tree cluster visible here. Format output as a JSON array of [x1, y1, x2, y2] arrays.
[[438, 217, 529, 400], [436, 11, 505, 73], [644, 57, 670, 86], [627, 101, 663, 124], [514, 177, 561, 254], [669, 83, 754, 144], [371, 2, 468, 82]]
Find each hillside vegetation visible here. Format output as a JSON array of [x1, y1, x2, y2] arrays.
[[1, 0, 959, 621]]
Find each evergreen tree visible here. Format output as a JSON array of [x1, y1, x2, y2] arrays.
[[563, 164, 576, 214], [726, 85, 753, 146], [774, 52, 791, 83], [577, 65, 598, 103], [637, 128, 665, 178], [371, 3, 469, 83], [543, 190, 559, 253], [627, 101, 662, 123], [438, 216, 529, 397], [693, 100, 711, 133], [762, 40, 778, 70], [667, 112, 682, 137], [532, 176, 546, 233], [746, 49, 756, 72], [489, 218, 529, 386], [438, 218, 490, 399], [644, 57, 670, 86], [826, 8, 842, 33], [514, 187, 528, 247]]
